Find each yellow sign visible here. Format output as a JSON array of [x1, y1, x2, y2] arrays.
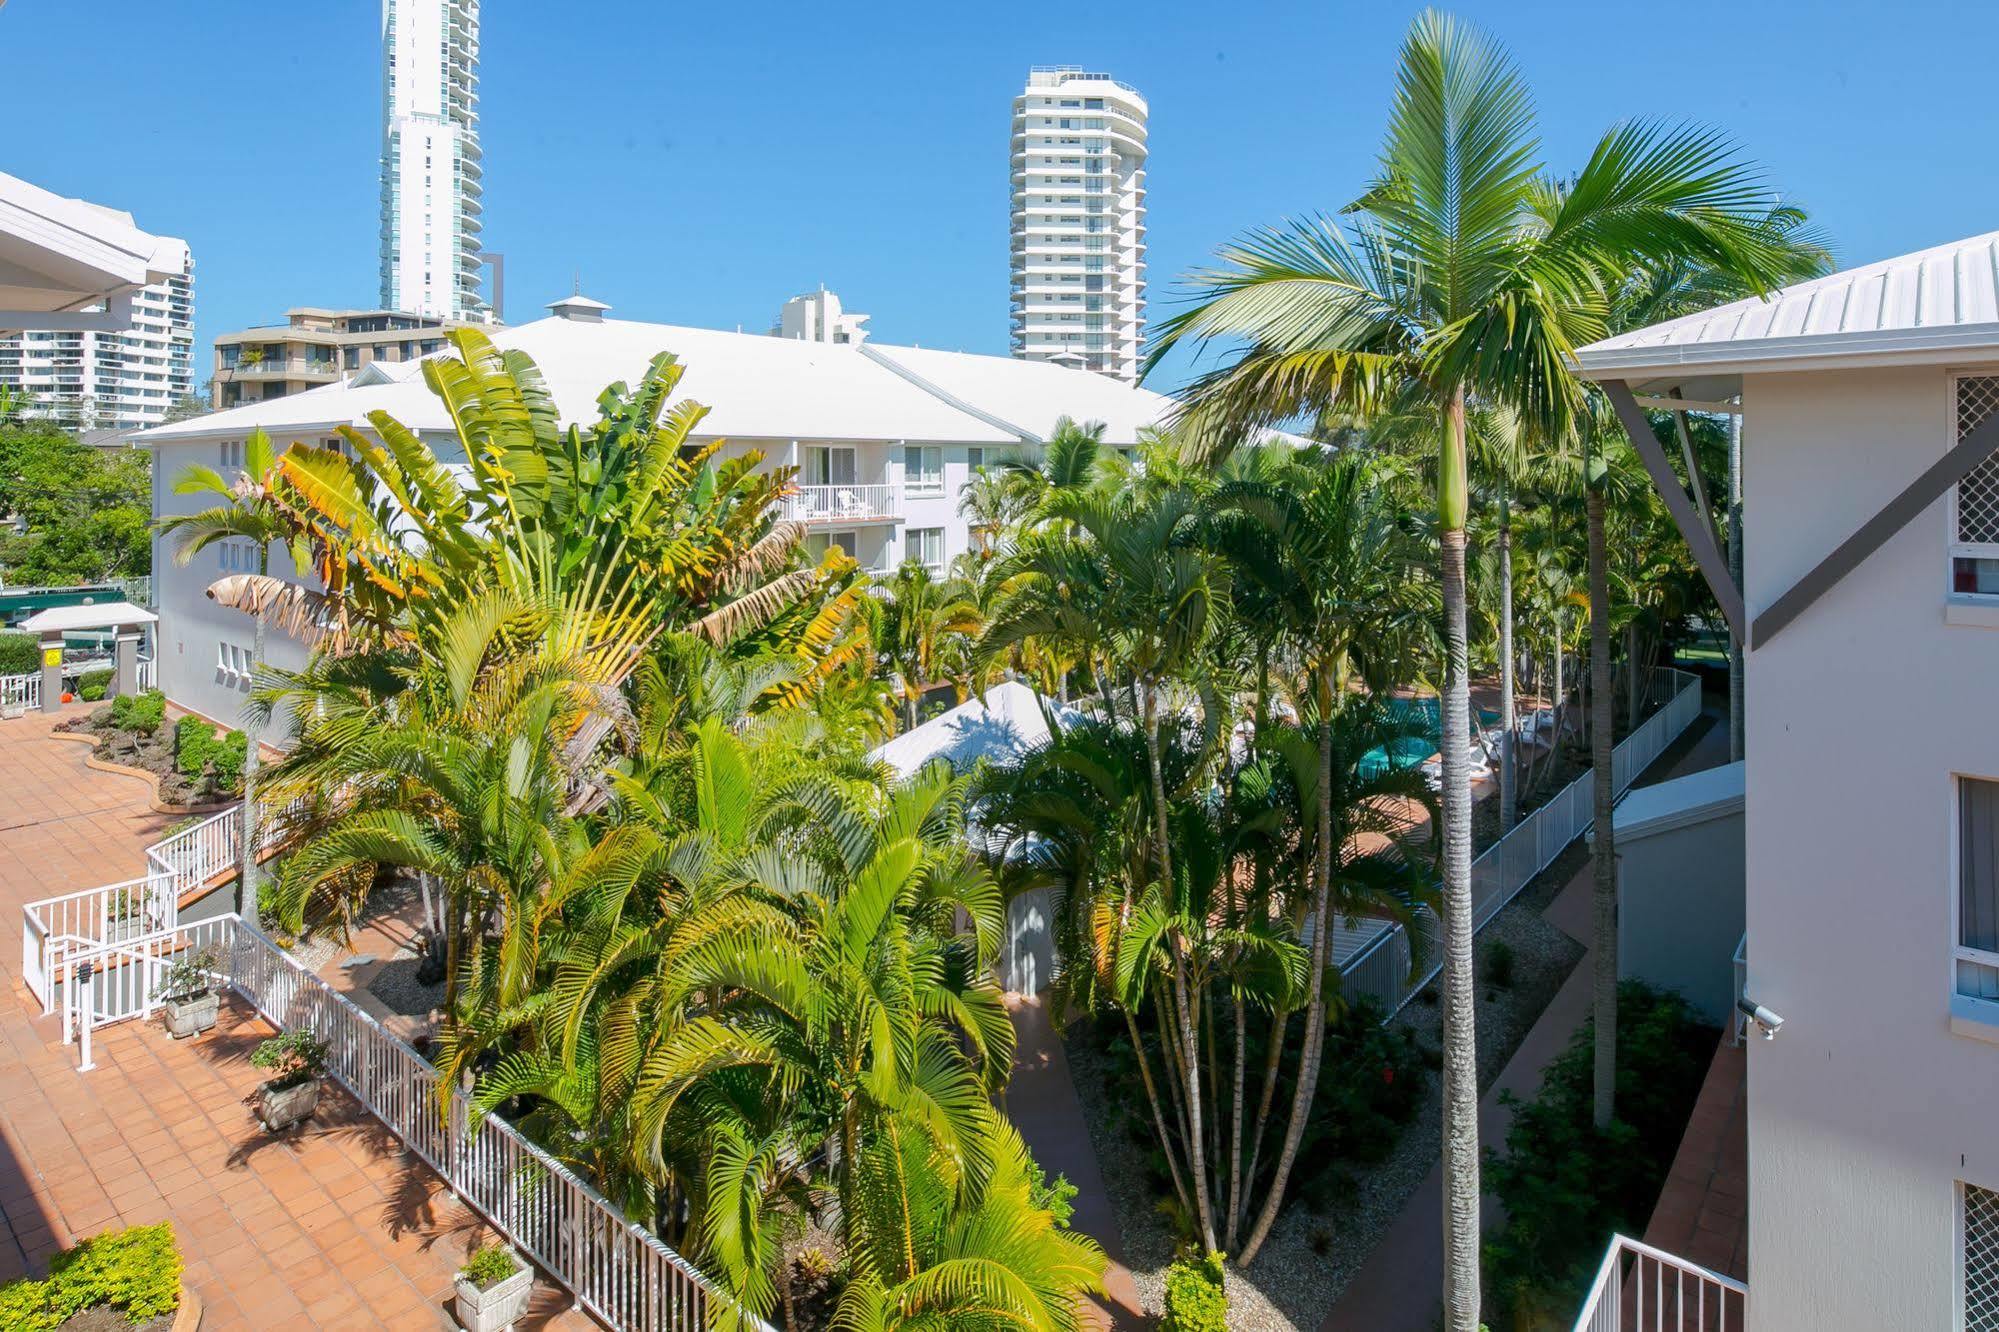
[[41, 647, 60, 668]]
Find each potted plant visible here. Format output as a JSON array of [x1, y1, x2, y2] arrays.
[[154, 946, 220, 1038], [453, 1243, 532, 1332], [249, 1028, 328, 1131]]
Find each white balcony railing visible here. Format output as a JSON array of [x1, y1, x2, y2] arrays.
[[1, 672, 37, 712], [781, 484, 900, 524], [1573, 1234, 1747, 1331]]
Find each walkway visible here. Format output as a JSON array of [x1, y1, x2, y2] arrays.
[[1642, 1038, 1748, 1281], [0, 707, 594, 1328], [1005, 996, 1147, 1330], [1322, 709, 1734, 1332]]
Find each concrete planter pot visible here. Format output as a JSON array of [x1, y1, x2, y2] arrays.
[[256, 1076, 321, 1132], [453, 1258, 533, 1332], [161, 990, 219, 1038]]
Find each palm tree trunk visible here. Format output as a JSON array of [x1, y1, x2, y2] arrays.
[[1436, 391, 1482, 1332], [1238, 1005, 1288, 1235], [1727, 407, 1744, 762], [1143, 682, 1218, 1251], [1498, 488, 1516, 829], [1125, 1008, 1194, 1217], [1226, 994, 1248, 1250], [1587, 486, 1618, 1131], [239, 548, 269, 925], [1237, 690, 1337, 1266]]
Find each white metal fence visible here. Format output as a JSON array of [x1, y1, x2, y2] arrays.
[[137, 657, 156, 691], [24, 801, 283, 1013], [1339, 670, 1704, 1019], [0, 672, 38, 711], [1573, 1233, 1747, 1331], [53, 915, 760, 1332]]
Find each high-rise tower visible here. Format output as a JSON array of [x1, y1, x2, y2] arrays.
[[379, 0, 487, 321], [1009, 67, 1147, 382]]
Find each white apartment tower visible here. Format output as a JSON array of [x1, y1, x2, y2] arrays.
[[1010, 67, 1147, 382], [0, 252, 194, 431], [378, 0, 488, 321]]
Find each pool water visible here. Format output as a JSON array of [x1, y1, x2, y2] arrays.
[[1355, 696, 1500, 779]]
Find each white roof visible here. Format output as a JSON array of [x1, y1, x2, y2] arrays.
[[137, 313, 1183, 448], [1611, 761, 1744, 842], [0, 171, 189, 318], [1577, 229, 1999, 385], [17, 601, 159, 631], [870, 681, 1083, 778]]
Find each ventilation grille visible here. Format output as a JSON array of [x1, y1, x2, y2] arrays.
[[1968, 1182, 1999, 1332], [1956, 376, 1999, 545]]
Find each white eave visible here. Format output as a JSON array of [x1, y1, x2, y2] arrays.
[[1576, 228, 1999, 388], [0, 170, 188, 319]]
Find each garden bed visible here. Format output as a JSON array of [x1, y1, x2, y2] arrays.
[[56, 693, 247, 807]]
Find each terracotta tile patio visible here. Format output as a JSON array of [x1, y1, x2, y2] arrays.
[[0, 706, 599, 1328], [1643, 1037, 1749, 1281]]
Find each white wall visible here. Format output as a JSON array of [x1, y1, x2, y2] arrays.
[[1743, 364, 1999, 1329], [151, 438, 309, 729]]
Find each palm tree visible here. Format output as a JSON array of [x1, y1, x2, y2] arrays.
[[1205, 448, 1434, 1261], [980, 483, 1231, 1247], [872, 562, 983, 730], [160, 426, 310, 923], [1148, 12, 1803, 1317]]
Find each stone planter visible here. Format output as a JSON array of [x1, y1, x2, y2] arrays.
[[256, 1076, 320, 1132], [453, 1258, 533, 1332], [161, 990, 219, 1038]]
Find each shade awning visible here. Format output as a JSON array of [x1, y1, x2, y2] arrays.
[[17, 601, 159, 632]]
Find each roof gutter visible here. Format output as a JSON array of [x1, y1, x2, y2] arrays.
[[857, 344, 1043, 444]]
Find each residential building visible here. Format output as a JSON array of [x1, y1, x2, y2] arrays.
[[0, 172, 193, 431], [1573, 228, 1999, 1330], [379, 0, 488, 321], [772, 288, 870, 345], [137, 294, 1185, 726], [1009, 67, 1147, 383], [211, 308, 464, 409]]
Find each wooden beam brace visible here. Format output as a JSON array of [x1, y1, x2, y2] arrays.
[[1605, 379, 1747, 643], [1750, 406, 1999, 648]]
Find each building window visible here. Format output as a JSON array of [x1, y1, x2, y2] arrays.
[[1953, 376, 1999, 595], [1960, 778, 1999, 1007], [1965, 1182, 1999, 1331], [221, 438, 245, 471], [907, 527, 944, 572], [904, 445, 943, 496], [965, 447, 984, 480], [217, 641, 252, 684]]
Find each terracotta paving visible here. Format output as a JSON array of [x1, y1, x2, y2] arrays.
[[1643, 1038, 1749, 1280], [0, 705, 597, 1328]]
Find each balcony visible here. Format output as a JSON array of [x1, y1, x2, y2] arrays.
[[219, 359, 340, 382], [781, 484, 901, 526], [1573, 1235, 1745, 1331]]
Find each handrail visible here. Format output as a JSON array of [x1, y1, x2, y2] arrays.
[[1573, 1233, 1746, 1331]]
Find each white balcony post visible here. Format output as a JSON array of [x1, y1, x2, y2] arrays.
[[76, 961, 96, 1071]]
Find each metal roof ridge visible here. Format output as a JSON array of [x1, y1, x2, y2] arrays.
[[856, 344, 1043, 444]]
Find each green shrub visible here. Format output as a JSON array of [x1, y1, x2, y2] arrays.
[[0, 632, 37, 676], [1482, 982, 1717, 1328], [209, 729, 249, 794], [1162, 1250, 1227, 1332], [251, 1028, 329, 1091], [460, 1244, 521, 1290], [175, 715, 215, 779], [1486, 939, 1516, 989], [77, 668, 112, 702], [1026, 1159, 1078, 1229], [110, 689, 165, 736], [0, 1222, 181, 1330]]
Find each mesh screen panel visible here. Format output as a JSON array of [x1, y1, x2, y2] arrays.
[[1968, 1182, 1999, 1332], [1956, 377, 1999, 545]]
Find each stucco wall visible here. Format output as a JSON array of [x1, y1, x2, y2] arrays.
[[151, 437, 310, 731], [1743, 364, 1999, 1330], [1618, 808, 1744, 1026]]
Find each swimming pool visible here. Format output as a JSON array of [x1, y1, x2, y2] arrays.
[[1356, 696, 1500, 779]]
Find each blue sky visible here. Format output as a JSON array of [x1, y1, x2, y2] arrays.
[[6, 0, 1997, 392]]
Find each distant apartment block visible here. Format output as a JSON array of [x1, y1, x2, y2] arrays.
[[379, 0, 488, 321], [211, 308, 462, 409], [772, 288, 870, 345], [1009, 67, 1147, 382], [0, 254, 194, 431]]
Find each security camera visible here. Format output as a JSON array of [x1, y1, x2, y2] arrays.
[[1737, 996, 1784, 1040]]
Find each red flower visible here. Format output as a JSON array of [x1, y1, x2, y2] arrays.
[[1381, 1065, 1394, 1086]]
